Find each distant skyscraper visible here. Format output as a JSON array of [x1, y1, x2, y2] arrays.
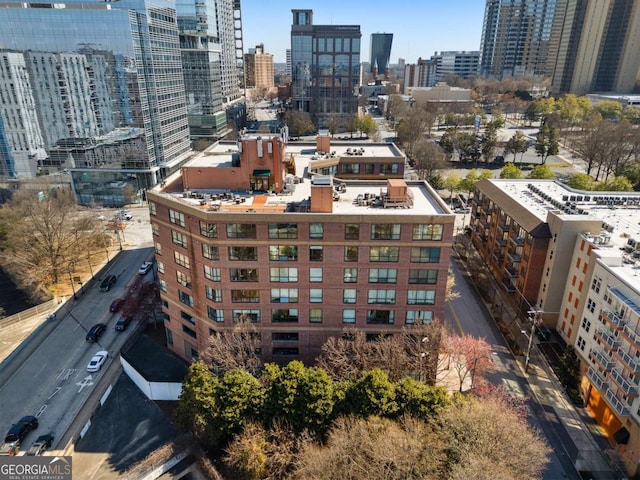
[[244, 44, 275, 89], [286, 49, 292, 76], [370, 33, 393, 79], [216, 0, 244, 104], [0, 0, 191, 201], [291, 9, 361, 127]]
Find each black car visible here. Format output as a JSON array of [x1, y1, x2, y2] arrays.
[[26, 434, 53, 456], [4, 416, 38, 444], [86, 323, 106, 342], [99, 275, 117, 292], [115, 316, 132, 332], [535, 326, 552, 342]]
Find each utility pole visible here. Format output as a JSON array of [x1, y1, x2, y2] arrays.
[[68, 269, 77, 300], [524, 310, 542, 373]]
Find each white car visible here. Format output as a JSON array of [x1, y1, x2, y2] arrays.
[[87, 351, 109, 372], [138, 261, 153, 275]]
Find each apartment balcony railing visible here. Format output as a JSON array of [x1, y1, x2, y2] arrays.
[[595, 329, 621, 352], [604, 388, 631, 417], [496, 237, 507, 247], [492, 252, 504, 264], [600, 310, 627, 330], [505, 266, 518, 278], [622, 325, 640, 351], [587, 367, 608, 392], [510, 235, 525, 246], [614, 347, 640, 374], [507, 251, 522, 263], [498, 222, 510, 232], [609, 368, 639, 397], [502, 278, 516, 293], [589, 347, 615, 372]]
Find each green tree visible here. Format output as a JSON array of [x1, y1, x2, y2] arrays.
[[357, 113, 378, 138], [528, 164, 555, 179], [503, 130, 528, 163], [343, 369, 398, 418], [534, 122, 559, 164], [458, 170, 480, 198], [395, 378, 451, 419], [594, 100, 623, 120], [175, 362, 219, 447], [442, 173, 462, 205], [500, 163, 523, 179], [284, 110, 315, 137], [481, 122, 498, 163], [566, 173, 596, 190], [623, 106, 640, 125], [598, 176, 634, 192]]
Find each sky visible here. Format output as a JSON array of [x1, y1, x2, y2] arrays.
[[241, 0, 486, 64]]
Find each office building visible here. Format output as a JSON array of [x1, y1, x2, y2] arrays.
[[290, 9, 361, 128], [147, 134, 454, 364], [286, 49, 292, 77], [370, 33, 393, 80], [244, 44, 275, 89], [435, 51, 480, 81], [0, 0, 192, 203], [403, 58, 437, 92], [469, 178, 640, 476]]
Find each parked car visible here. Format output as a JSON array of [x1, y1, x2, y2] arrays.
[[115, 316, 132, 332], [0, 442, 19, 455], [86, 323, 106, 342], [109, 298, 125, 313], [99, 275, 117, 292], [87, 351, 109, 372], [25, 434, 53, 456], [4, 416, 38, 445], [535, 326, 552, 342], [138, 261, 153, 275]]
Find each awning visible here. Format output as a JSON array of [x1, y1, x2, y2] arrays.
[[252, 169, 271, 177], [614, 426, 630, 445]]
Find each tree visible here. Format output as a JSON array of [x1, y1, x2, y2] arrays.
[[534, 121, 559, 164], [412, 138, 447, 181], [396, 108, 433, 156], [395, 378, 451, 420], [623, 106, 640, 125], [354, 113, 377, 139], [386, 94, 406, 122], [439, 128, 457, 160], [503, 130, 528, 163], [343, 369, 398, 418], [573, 118, 610, 176], [598, 176, 634, 192], [441, 333, 493, 392], [343, 114, 357, 138], [480, 122, 498, 163], [594, 100, 622, 120], [527, 164, 555, 179], [458, 170, 480, 198], [201, 315, 262, 375], [326, 114, 340, 138], [566, 173, 596, 190], [284, 110, 315, 137], [442, 173, 461, 205], [499, 163, 523, 179]]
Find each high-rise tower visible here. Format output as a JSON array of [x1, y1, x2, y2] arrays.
[[370, 33, 393, 80]]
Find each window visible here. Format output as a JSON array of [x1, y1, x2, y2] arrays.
[[207, 306, 223, 322], [410, 247, 440, 263], [159, 279, 167, 292], [204, 265, 221, 281], [343, 309, 356, 323], [176, 271, 191, 288], [369, 246, 399, 262], [182, 325, 197, 339], [343, 289, 357, 304], [587, 298, 596, 313], [309, 267, 323, 282], [369, 268, 397, 284], [408, 269, 438, 284], [229, 246, 257, 261], [412, 224, 443, 240], [233, 310, 260, 323], [270, 267, 298, 282], [272, 309, 299, 322], [149, 201, 157, 216], [309, 246, 324, 261], [151, 222, 159, 236], [271, 288, 299, 303], [172, 230, 187, 248], [174, 251, 190, 269], [202, 244, 219, 260], [310, 309, 323, 323], [231, 289, 260, 303], [309, 289, 323, 303], [200, 221, 217, 238], [406, 311, 433, 324], [345, 224, 360, 240], [368, 289, 396, 304], [273, 347, 299, 356], [166, 329, 173, 345], [591, 276, 601, 294], [577, 336, 586, 351], [169, 209, 185, 227], [310, 223, 324, 239], [157, 261, 165, 274], [367, 310, 394, 324], [272, 332, 299, 341], [227, 223, 257, 238], [344, 246, 358, 262], [344, 268, 358, 282], [178, 290, 193, 308], [269, 245, 298, 261], [269, 223, 298, 239], [371, 224, 401, 240], [407, 290, 436, 305], [230, 268, 259, 282], [181, 311, 195, 324], [581, 317, 591, 333], [341, 163, 359, 174], [154, 241, 162, 255], [205, 286, 222, 302]]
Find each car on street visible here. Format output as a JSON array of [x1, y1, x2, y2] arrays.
[[536, 326, 552, 342], [109, 298, 125, 313], [4, 416, 38, 445], [86, 323, 106, 342], [120, 210, 133, 221], [25, 434, 53, 456], [138, 261, 153, 275], [87, 350, 109, 372], [99, 275, 117, 292], [115, 316, 132, 331]]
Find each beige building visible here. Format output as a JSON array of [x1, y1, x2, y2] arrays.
[[405, 84, 473, 107], [244, 44, 274, 89]]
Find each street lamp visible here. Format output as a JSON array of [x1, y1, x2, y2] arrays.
[[524, 310, 543, 373]]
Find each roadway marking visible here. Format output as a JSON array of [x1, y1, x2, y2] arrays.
[[446, 301, 465, 334], [57, 369, 79, 381], [76, 376, 94, 393], [47, 387, 61, 401], [35, 405, 47, 418]]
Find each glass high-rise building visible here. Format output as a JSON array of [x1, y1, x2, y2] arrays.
[[0, 0, 192, 203], [290, 9, 361, 128], [370, 33, 393, 79]]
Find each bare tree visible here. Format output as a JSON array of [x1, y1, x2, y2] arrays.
[[441, 333, 493, 391], [201, 314, 262, 375], [412, 138, 447, 180], [326, 113, 340, 138]]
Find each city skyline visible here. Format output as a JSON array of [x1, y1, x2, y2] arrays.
[[242, 0, 485, 64]]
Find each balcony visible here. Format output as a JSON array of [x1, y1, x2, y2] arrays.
[[505, 266, 518, 278], [507, 251, 522, 263], [510, 235, 525, 246], [498, 222, 510, 232], [492, 252, 504, 264], [589, 348, 615, 372], [604, 389, 631, 417], [622, 325, 640, 351], [609, 369, 640, 397], [615, 347, 640, 374], [600, 310, 627, 330], [587, 367, 609, 391], [595, 329, 621, 351], [496, 237, 507, 247], [502, 278, 516, 293]]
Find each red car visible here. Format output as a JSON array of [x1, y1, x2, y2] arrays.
[[109, 298, 125, 313]]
